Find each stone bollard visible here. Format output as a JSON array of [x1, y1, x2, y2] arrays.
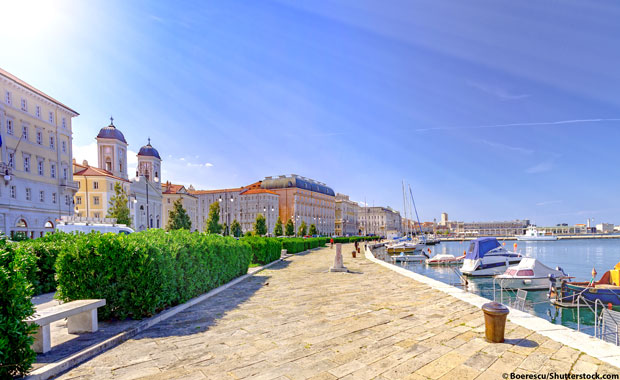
[[281, 249, 287, 256], [481, 302, 509, 343], [330, 243, 348, 272]]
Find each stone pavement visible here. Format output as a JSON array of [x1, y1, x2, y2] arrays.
[[57, 244, 619, 379]]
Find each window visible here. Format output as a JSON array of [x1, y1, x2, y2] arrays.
[[20, 98, 27, 112], [94, 212, 100, 219], [25, 188, 31, 201], [6, 119, 13, 135], [39, 190, 44, 202], [36, 106, 41, 118], [105, 158, 112, 171], [8, 152, 14, 168], [50, 163, 56, 178], [10, 186, 16, 199], [63, 167, 67, 180], [52, 193, 57, 204], [49, 112, 54, 123], [23, 156, 30, 172], [61, 141, 66, 153], [37, 161, 44, 176], [93, 181, 99, 189], [22, 126, 28, 140], [167, 198, 170, 204], [50, 136, 55, 149], [65, 195, 70, 206], [109, 183, 113, 190], [36, 131, 42, 144], [76, 196, 82, 205], [5, 91, 11, 105], [93, 196, 100, 205], [62, 117, 66, 128]]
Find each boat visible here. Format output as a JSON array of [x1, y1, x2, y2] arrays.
[[460, 237, 522, 276], [516, 226, 558, 241], [426, 253, 464, 266], [553, 263, 620, 306], [495, 258, 569, 290], [386, 240, 424, 253], [393, 251, 427, 262]]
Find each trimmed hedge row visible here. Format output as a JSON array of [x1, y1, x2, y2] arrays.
[[241, 237, 283, 265], [18, 233, 74, 296], [330, 236, 378, 244], [281, 237, 327, 254], [0, 239, 37, 378], [55, 230, 252, 320]]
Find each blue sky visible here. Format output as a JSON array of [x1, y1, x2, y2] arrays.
[[3, 0, 620, 225]]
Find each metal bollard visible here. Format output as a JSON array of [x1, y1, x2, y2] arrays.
[[481, 302, 509, 343]]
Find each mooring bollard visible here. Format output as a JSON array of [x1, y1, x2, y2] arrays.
[[481, 301, 509, 343], [330, 243, 348, 272]]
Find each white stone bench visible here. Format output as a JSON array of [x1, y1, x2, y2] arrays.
[[25, 299, 106, 353]]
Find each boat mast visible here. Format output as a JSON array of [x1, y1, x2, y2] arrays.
[[402, 180, 408, 237], [408, 184, 423, 236]]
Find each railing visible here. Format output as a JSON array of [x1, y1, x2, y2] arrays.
[[60, 179, 80, 190]]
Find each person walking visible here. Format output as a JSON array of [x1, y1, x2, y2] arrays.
[[330, 237, 334, 248]]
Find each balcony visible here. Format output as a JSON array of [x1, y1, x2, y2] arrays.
[[60, 179, 80, 191]]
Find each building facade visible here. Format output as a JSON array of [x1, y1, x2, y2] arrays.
[[238, 188, 279, 234], [260, 174, 335, 236], [0, 68, 79, 238], [73, 120, 163, 231], [452, 220, 530, 237], [335, 193, 359, 236], [188, 187, 245, 232], [162, 182, 198, 231], [358, 206, 402, 236]]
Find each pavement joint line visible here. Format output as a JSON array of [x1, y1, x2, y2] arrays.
[[364, 243, 620, 368], [25, 252, 302, 380]]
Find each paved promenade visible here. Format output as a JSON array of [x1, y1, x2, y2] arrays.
[[58, 244, 618, 379]]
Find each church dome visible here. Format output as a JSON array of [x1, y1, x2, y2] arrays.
[[96, 117, 127, 143], [138, 138, 161, 159]]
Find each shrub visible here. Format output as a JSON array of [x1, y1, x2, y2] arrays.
[[18, 233, 73, 295], [241, 237, 282, 265], [0, 239, 37, 378], [55, 230, 252, 320], [280, 237, 327, 254]]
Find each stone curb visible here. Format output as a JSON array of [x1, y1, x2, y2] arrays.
[[364, 244, 620, 368], [26, 255, 294, 380]]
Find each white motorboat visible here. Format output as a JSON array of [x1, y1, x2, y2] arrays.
[[495, 258, 569, 290], [516, 226, 558, 241], [393, 251, 427, 262], [386, 240, 425, 253], [426, 253, 464, 266], [461, 237, 522, 276]]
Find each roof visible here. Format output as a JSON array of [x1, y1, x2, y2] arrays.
[[0, 67, 79, 115], [73, 164, 130, 182], [137, 139, 161, 159], [97, 120, 127, 143], [240, 189, 279, 196], [261, 175, 335, 196], [189, 187, 246, 195], [162, 183, 184, 194], [464, 237, 502, 260]]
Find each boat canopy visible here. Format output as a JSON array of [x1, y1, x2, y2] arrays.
[[465, 237, 501, 260], [505, 258, 566, 278]]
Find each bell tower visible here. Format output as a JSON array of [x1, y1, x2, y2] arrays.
[[96, 116, 128, 179], [136, 138, 162, 184]]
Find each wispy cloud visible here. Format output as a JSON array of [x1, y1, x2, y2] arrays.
[[415, 118, 620, 133], [467, 80, 530, 101], [475, 139, 533, 155], [525, 160, 553, 174], [536, 200, 562, 206]]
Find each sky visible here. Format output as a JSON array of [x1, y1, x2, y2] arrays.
[[2, 0, 620, 226]]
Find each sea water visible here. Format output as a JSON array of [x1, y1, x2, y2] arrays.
[[395, 239, 620, 336]]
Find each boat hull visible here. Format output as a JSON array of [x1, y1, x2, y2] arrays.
[[516, 236, 558, 241], [461, 257, 522, 276], [495, 277, 552, 290], [564, 283, 620, 305]]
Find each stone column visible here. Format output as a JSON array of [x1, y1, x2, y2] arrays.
[[330, 243, 348, 272]]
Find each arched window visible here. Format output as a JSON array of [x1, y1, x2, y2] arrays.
[[44, 221, 54, 228], [16, 219, 27, 228], [105, 158, 112, 171]]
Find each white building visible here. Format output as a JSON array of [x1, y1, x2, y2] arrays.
[[0, 68, 79, 238], [596, 223, 614, 234], [358, 206, 402, 236], [188, 187, 245, 232], [238, 188, 279, 234], [335, 193, 359, 236], [131, 140, 163, 231]]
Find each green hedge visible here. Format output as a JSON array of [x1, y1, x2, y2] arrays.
[[55, 230, 252, 320], [241, 237, 282, 265], [0, 239, 37, 378], [330, 236, 377, 244], [280, 237, 327, 254], [18, 233, 73, 296]]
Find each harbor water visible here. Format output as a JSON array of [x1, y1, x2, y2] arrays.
[[391, 239, 620, 337]]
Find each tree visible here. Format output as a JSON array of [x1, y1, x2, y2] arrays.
[[285, 219, 294, 236], [166, 198, 192, 231], [274, 216, 283, 237], [222, 222, 229, 236], [205, 202, 222, 234], [254, 213, 267, 236], [231, 219, 242, 237], [107, 182, 131, 226], [298, 221, 307, 236], [309, 223, 318, 235]]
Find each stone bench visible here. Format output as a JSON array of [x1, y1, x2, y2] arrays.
[[25, 299, 106, 353]]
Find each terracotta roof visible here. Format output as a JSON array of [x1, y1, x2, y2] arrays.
[[0, 67, 79, 115], [162, 182, 187, 194], [189, 187, 246, 195], [240, 189, 279, 196], [73, 164, 130, 182]]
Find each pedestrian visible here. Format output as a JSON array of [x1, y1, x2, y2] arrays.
[[330, 237, 334, 248]]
